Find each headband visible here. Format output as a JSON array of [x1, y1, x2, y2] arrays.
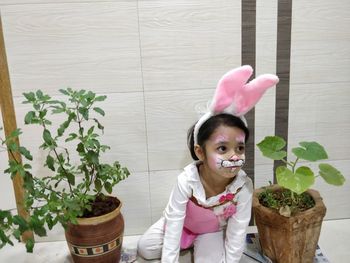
[[193, 65, 279, 145]]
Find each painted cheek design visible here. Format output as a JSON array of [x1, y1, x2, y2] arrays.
[[210, 154, 222, 169]]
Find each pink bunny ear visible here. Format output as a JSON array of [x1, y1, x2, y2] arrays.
[[234, 74, 279, 116], [211, 65, 253, 113]]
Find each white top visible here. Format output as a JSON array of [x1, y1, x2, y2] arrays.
[[162, 162, 253, 263]]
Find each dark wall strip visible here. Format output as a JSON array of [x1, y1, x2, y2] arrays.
[[274, 0, 293, 182], [242, 0, 256, 226], [241, 0, 256, 186]]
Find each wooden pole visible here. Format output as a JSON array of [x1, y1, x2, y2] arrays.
[[0, 14, 34, 242]]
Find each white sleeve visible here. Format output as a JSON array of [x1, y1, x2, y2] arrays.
[[223, 178, 253, 263], [161, 173, 192, 263]]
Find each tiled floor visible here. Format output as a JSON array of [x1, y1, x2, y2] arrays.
[[0, 219, 349, 262]]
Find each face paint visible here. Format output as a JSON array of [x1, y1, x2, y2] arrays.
[[236, 133, 245, 144], [219, 158, 245, 168], [204, 125, 246, 178], [213, 134, 229, 145]]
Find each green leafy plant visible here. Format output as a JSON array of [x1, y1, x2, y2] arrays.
[[0, 88, 130, 251], [257, 136, 345, 215]]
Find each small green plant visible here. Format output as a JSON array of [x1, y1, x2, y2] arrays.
[[257, 136, 345, 215], [0, 88, 129, 251]]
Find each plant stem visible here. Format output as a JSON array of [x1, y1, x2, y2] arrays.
[[292, 157, 299, 173], [40, 107, 73, 194], [291, 190, 295, 204], [281, 158, 294, 167]]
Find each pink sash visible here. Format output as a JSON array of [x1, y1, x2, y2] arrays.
[[180, 200, 220, 249]]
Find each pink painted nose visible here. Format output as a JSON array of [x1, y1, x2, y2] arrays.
[[229, 155, 240, 161]]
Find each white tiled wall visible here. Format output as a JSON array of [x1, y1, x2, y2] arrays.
[[0, 0, 349, 242]]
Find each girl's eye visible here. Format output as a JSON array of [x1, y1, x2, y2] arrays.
[[217, 146, 227, 153], [237, 145, 245, 153]]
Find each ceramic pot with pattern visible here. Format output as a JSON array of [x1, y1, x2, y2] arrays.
[[65, 197, 124, 263]]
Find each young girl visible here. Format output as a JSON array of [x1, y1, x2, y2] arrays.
[[137, 65, 279, 263]]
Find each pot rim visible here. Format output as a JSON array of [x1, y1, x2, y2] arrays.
[[76, 196, 122, 225]]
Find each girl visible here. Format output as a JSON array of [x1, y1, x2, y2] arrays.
[[137, 65, 279, 262]]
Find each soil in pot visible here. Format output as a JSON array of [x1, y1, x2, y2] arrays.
[[258, 187, 315, 216], [81, 195, 119, 218]]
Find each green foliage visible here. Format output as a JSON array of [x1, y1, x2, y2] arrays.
[[257, 136, 345, 212], [256, 136, 287, 160], [0, 88, 130, 252]]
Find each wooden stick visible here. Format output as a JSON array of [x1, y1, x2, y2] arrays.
[[0, 14, 34, 242]]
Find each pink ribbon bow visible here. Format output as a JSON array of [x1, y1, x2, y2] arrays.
[[219, 193, 235, 203]]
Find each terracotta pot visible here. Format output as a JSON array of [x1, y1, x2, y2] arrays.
[[253, 185, 326, 263], [65, 197, 124, 263]]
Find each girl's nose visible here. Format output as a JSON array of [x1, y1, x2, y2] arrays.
[[229, 154, 240, 161]]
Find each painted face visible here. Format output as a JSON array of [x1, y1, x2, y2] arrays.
[[203, 125, 246, 179]]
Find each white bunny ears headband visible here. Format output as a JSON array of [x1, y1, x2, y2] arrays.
[[193, 65, 279, 145]]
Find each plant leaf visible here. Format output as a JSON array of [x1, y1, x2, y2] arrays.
[[94, 179, 102, 192], [23, 92, 36, 102], [59, 89, 69, 96], [104, 182, 112, 194], [66, 173, 75, 186], [9, 129, 22, 139], [24, 111, 36, 124], [45, 155, 55, 171], [93, 107, 105, 116], [12, 215, 29, 232], [257, 136, 287, 160], [43, 129, 53, 146], [95, 95, 107, 102], [25, 238, 34, 253], [292, 141, 328, 161], [319, 163, 345, 186], [76, 143, 85, 154], [276, 166, 315, 195], [19, 146, 33, 161]]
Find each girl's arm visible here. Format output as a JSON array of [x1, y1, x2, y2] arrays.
[[224, 178, 253, 262], [162, 172, 192, 263]]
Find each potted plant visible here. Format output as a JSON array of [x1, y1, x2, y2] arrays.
[[253, 136, 345, 263], [0, 88, 130, 263]]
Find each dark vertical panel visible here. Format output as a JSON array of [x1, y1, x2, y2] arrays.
[[242, 0, 256, 185], [274, 0, 292, 182], [242, 0, 256, 226]]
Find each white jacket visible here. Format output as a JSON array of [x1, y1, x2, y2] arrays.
[[161, 162, 253, 263]]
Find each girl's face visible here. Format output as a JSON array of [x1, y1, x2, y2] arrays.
[[199, 125, 246, 179]]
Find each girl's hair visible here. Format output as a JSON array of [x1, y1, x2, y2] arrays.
[[187, 113, 249, 160]]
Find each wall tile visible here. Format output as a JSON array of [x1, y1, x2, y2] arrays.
[[0, 0, 128, 4], [291, 0, 350, 83], [145, 89, 214, 171], [149, 169, 180, 223], [139, 0, 241, 92], [288, 82, 350, 162], [112, 171, 152, 235], [254, 163, 275, 189], [1, 1, 142, 97]]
